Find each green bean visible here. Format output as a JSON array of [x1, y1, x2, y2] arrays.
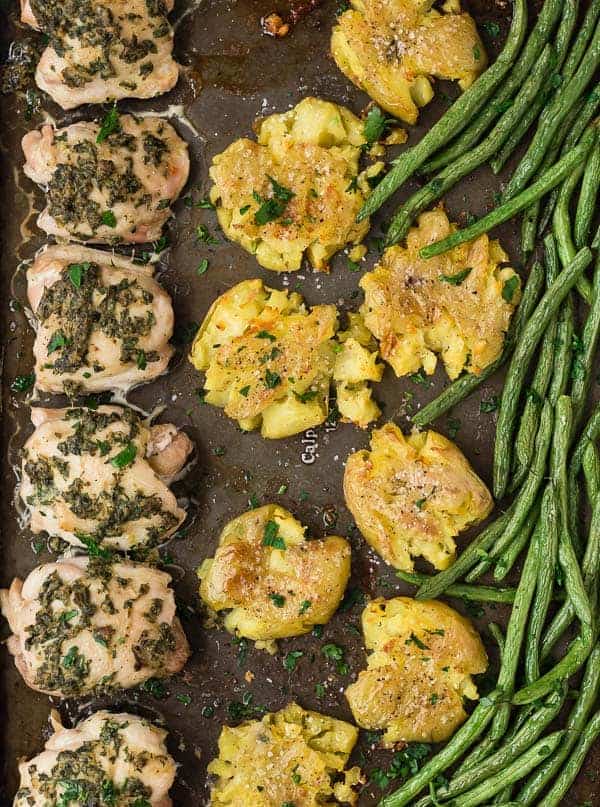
[[386, 46, 555, 245], [522, 97, 587, 246], [467, 494, 540, 583], [553, 162, 586, 269], [414, 687, 564, 807], [510, 238, 560, 486], [537, 90, 600, 233], [547, 295, 574, 404], [418, 136, 595, 263], [492, 249, 592, 500], [419, 0, 563, 174], [540, 470, 600, 660], [512, 565, 594, 706], [593, 220, 600, 248], [524, 484, 558, 684], [568, 401, 600, 540], [515, 642, 600, 804], [554, 0, 580, 64], [561, 0, 600, 82], [583, 440, 600, 505], [501, 17, 600, 201], [488, 622, 505, 658], [355, 0, 528, 221], [412, 260, 544, 427], [490, 82, 552, 176], [447, 732, 563, 807], [571, 255, 600, 432], [551, 396, 577, 548], [415, 509, 515, 600], [396, 571, 520, 603], [575, 142, 600, 248], [378, 690, 502, 807], [492, 516, 534, 581], [540, 711, 600, 807]]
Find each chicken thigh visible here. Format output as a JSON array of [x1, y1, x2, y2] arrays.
[[14, 710, 176, 806], [28, 244, 174, 395], [1, 556, 189, 696], [22, 114, 189, 244], [21, 406, 193, 552], [21, 0, 179, 109]]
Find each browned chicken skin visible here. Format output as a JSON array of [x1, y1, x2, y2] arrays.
[[1, 556, 189, 696], [22, 114, 189, 244], [21, 0, 179, 109], [21, 405, 193, 552]]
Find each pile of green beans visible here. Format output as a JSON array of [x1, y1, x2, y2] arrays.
[[364, 3, 600, 805]]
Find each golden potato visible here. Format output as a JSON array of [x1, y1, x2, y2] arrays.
[[189, 279, 382, 437], [209, 97, 371, 272], [331, 0, 487, 124], [208, 702, 363, 805], [345, 597, 488, 744], [360, 209, 520, 380], [343, 422, 493, 571], [197, 504, 351, 642]]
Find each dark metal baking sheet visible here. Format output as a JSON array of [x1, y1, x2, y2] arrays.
[[1, 0, 598, 804]]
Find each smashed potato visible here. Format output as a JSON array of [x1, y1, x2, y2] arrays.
[[198, 504, 351, 642], [343, 422, 493, 571], [345, 597, 488, 744], [331, 0, 487, 124], [361, 209, 520, 380], [209, 97, 370, 272], [208, 702, 363, 805], [189, 279, 382, 437]]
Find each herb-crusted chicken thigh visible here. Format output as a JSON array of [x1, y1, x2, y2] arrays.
[[1, 556, 189, 696], [208, 703, 363, 805], [28, 245, 174, 395], [360, 209, 521, 380], [22, 114, 189, 244], [331, 0, 487, 124], [189, 278, 383, 438], [344, 422, 493, 571], [14, 710, 176, 806], [21, 0, 179, 109], [198, 504, 351, 643], [345, 597, 488, 744], [21, 406, 193, 552]]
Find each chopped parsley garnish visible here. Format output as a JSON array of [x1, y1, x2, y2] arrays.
[[195, 224, 218, 244], [283, 650, 304, 672], [321, 643, 349, 674], [75, 532, 112, 559], [136, 350, 147, 370], [369, 743, 431, 790], [315, 682, 326, 697], [96, 104, 120, 143], [197, 258, 209, 275], [176, 693, 192, 706], [473, 44, 481, 61], [363, 105, 394, 147], [12, 373, 35, 393], [405, 632, 429, 650], [140, 677, 167, 698], [480, 395, 499, 413], [239, 385, 251, 397], [502, 275, 519, 302], [482, 20, 500, 38], [415, 497, 427, 510], [263, 520, 286, 550], [101, 210, 117, 227], [447, 417, 461, 439], [439, 267, 472, 286], [47, 331, 70, 354], [68, 261, 91, 288], [110, 442, 137, 469], [270, 593, 286, 607], [239, 204, 251, 215], [257, 330, 276, 341], [347, 258, 361, 272], [298, 599, 312, 615], [410, 369, 429, 386], [264, 369, 281, 389], [254, 176, 295, 225], [294, 388, 319, 403]]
